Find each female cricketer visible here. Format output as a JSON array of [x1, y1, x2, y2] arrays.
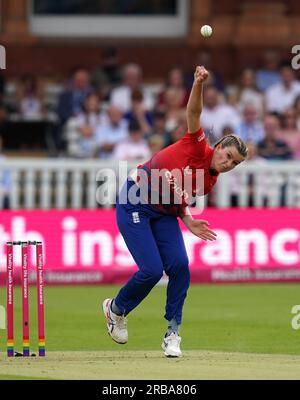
[[103, 66, 248, 357]]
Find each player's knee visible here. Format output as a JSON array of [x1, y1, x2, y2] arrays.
[[141, 270, 163, 285], [169, 257, 190, 278], [151, 271, 164, 284]]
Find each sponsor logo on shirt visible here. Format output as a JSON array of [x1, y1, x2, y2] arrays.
[[165, 171, 189, 201], [132, 212, 140, 224], [198, 134, 205, 142]]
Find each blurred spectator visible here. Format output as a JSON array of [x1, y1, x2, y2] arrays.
[[230, 142, 266, 207], [168, 117, 188, 145], [65, 93, 105, 158], [256, 49, 281, 92], [157, 67, 190, 109], [226, 86, 239, 108], [294, 95, 300, 130], [124, 88, 153, 135], [57, 68, 93, 124], [238, 68, 264, 116], [110, 63, 154, 112], [235, 104, 265, 144], [56, 68, 93, 150], [201, 86, 240, 141], [91, 47, 122, 100], [0, 136, 10, 209], [278, 108, 300, 159], [148, 134, 165, 156], [145, 111, 171, 147], [163, 88, 186, 132], [221, 125, 236, 138], [95, 105, 128, 159], [16, 74, 43, 120], [112, 119, 151, 161], [265, 63, 300, 114], [257, 114, 292, 160]]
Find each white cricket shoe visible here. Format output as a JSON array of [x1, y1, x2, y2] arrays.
[[162, 332, 182, 358], [102, 299, 128, 344]]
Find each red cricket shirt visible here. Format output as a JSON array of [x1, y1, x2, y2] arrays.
[[138, 128, 219, 217]]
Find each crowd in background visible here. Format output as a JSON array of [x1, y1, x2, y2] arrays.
[[1, 47, 300, 163], [1, 48, 300, 209]]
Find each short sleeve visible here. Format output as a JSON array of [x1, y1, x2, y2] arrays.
[[179, 128, 207, 158]]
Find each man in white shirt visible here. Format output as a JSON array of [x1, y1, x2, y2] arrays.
[[95, 106, 128, 159], [265, 63, 300, 114], [110, 64, 155, 113], [235, 104, 265, 144], [200, 86, 241, 141]]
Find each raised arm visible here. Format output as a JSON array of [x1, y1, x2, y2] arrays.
[[186, 66, 209, 134]]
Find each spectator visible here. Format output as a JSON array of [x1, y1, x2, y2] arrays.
[[235, 104, 265, 144], [57, 68, 93, 125], [168, 117, 188, 145], [124, 88, 153, 135], [110, 63, 154, 113], [278, 108, 300, 159], [265, 63, 300, 114], [146, 111, 171, 148], [230, 142, 266, 207], [226, 86, 239, 108], [91, 47, 122, 100], [256, 49, 281, 92], [201, 86, 240, 141], [112, 119, 151, 161], [56, 68, 93, 150], [148, 134, 165, 156], [95, 105, 128, 159], [221, 125, 236, 138], [238, 68, 264, 116], [16, 74, 43, 120], [157, 67, 190, 109], [65, 93, 105, 158], [0, 136, 10, 209], [257, 114, 292, 160], [294, 95, 300, 130], [163, 88, 186, 132]]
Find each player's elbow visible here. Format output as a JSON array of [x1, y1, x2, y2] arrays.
[[187, 108, 201, 120]]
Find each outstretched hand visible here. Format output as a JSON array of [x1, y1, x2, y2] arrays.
[[187, 220, 217, 242], [194, 66, 209, 85]]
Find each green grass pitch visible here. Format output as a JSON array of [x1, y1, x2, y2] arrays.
[[1, 284, 300, 379]]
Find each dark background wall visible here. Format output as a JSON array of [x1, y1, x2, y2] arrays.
[[1, 0, 300, 81]]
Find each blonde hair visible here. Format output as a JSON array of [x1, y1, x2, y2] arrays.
[[214, 134, 248, 158]]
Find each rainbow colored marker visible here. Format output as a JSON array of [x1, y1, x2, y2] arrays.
[[6, 241, 46, 358]]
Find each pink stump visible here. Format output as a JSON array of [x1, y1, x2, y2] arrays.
[[22, 242, 30, 357], [6, 243, 14, 357], [36, 242, 45, 356]]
